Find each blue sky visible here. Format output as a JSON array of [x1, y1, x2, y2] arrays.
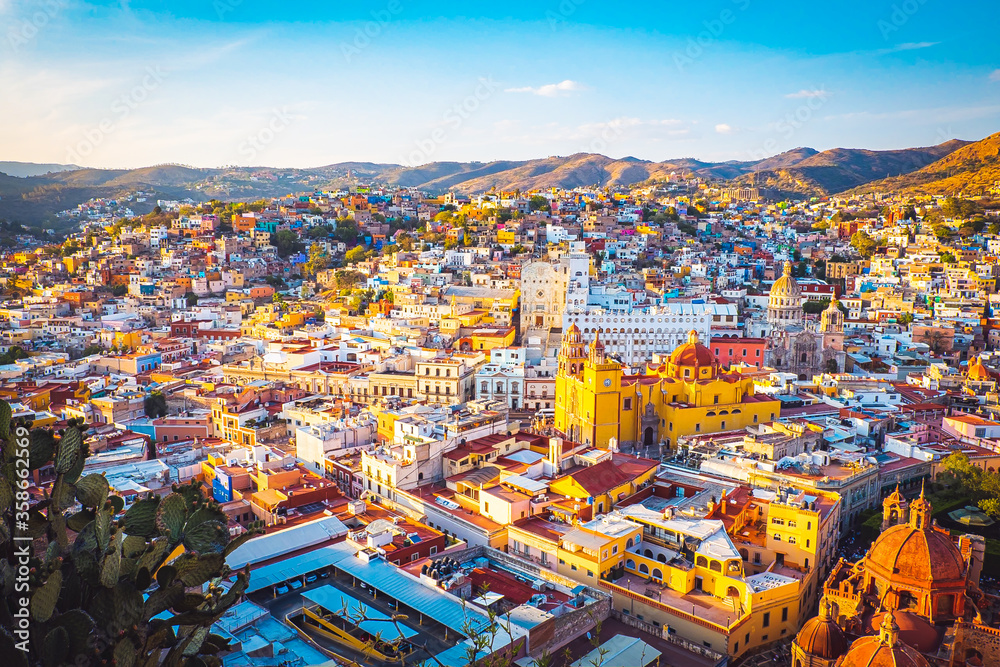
[[1, 0, 998, 168]]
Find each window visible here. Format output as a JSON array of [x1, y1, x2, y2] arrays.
[[714, 395, 720, 404], [695, 424, 700, 433], [587, 570, 594, 578], [773, 534, 782, 541], [782, 607, 788, 622], [571, 564, 577, 571], [788, 520, 797, 528], [788, 536, 796, 545], [623, 398, 632, 411], [763, 612, 770, 628], [430, 546, 438, 555]]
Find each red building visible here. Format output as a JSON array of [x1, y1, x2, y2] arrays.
[[710, 336, 767, 369]]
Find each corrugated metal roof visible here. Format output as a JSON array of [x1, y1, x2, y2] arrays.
[[245, 542, 354, 593], [301, 585, 418, 640], [334, 554, 492, 636], [227, 515, 349, 570], [571, 635, 661, 667]]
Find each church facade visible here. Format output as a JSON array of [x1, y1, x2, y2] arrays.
[[764, 261, 846, 378], [554, 325, 781, 452]]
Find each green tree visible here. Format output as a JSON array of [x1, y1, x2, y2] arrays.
[[333, 218, 359, 243], [81, 344, 104, 357], [144, 391, 168, 418], [850, 230, 877, 258], [344, 245, 368, 265], [272, 229, 304, 258], [528, 195, 550, 212], [185, 292, 199, 307], [303, 243, 331, 278]]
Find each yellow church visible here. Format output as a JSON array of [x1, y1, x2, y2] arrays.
[[555, 325, 781, 451]]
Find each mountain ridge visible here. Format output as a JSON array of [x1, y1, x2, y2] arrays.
[[0, 137, 987, 226]]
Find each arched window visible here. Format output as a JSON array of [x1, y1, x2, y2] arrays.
[[626, 538, 634, 548], [644, 549, 653, 558], [696, 556, 708, 568], [657, 554, 666, 563], [639, 563, 649, 575], [652, 568, 663, 580], [727, 586, 740, 598], [710, 561, 722, 572], [625, 559, 636, 570]]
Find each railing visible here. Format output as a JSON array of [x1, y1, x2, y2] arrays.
[[598, 579, 736, 635]]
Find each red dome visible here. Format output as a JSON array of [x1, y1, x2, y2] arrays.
[[866, 523, 965, 587], [865, 612, 942, 654], [841, 614, 930, 667], [796, 609, 848, 659], [669, 330, 717, 368]]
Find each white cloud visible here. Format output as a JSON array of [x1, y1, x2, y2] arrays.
[[504, 80, 587, 97], [990, 69, 1000, 82], [874, 41, 939, 55], [715, 123, 733, 135], [786, 88, 830, 99]]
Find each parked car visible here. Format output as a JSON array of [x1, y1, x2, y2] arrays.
[[275, 584, 289, 595], [305, 573, 318, 584], [289, 579, 303, 590]]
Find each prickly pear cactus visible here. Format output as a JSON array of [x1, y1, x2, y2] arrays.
[[0, 410, 263, 667]]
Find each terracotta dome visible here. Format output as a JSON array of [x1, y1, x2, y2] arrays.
[[840, 613, 930, 667], [866, 495, 965, 588], [669, 330, 717, 368], [865, 611, 942, 654], [769, 260, 801, 298], [967, 357, 993, 382], [795, 599, 847, 660]]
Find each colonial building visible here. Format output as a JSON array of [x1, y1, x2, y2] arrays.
[[794, 485, 999, 667], [765, 262, 845, 378], [555, 325, 781, 452]]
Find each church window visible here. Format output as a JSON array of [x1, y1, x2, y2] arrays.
[[623, 398, 632, 410], [714, 395, 719, 404]]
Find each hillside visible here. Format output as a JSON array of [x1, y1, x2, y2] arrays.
[[0, 161, 81, 178], [733, 140, 969, 195], [0, 135, 989, 226], [850, 132, 1000, 196]]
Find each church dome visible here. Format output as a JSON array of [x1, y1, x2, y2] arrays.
[[967, 357, 993, 382], [669, 330, 717, 368], [795, 599, 847, 660], [865, 611, 942, 654], [770, 261, 801, 298], [840, 613, 930, 667], [867, 490, 965, 588]]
